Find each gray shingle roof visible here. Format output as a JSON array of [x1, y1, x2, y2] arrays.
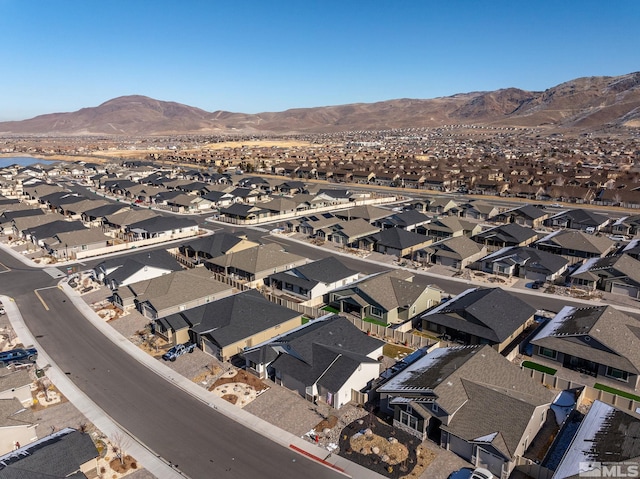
[[0, 427, 98, 476], [422, 287, 536, 343], [531, 305, 640, 374], [266, 315, 383, 391], [173, 289, 301, 347], [378, 345, 554, 458], [480, 246, 569, 274], [371, 227, 431, 250], [207, 243, 306, 274], [268, 256, 358, 290]]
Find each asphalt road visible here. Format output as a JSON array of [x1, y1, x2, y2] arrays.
[[1, 250, 344, 479]]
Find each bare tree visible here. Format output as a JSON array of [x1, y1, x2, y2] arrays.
[[110, 432, 128, 465]]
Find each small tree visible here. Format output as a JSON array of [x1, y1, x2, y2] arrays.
[[110, 432, 127, 466]]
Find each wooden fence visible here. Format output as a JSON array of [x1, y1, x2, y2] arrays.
[[524, 369, 640, 415]]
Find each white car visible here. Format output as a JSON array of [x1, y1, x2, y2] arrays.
[[470, 468, 494, 479], [608, 234, 629, 242]]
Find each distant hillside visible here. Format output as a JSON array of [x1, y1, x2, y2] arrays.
[[1, 72, 639, 136]]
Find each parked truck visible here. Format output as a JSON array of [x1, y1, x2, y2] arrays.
[[162, 342, 196, 361]]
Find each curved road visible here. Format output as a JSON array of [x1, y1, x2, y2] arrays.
[[1, 249, 344, 479]]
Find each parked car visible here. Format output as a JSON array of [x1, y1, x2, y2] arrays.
[[608, 234, 629, 242], [162, 342, 196, 362], [0, 347, 38, 367], [447, 467, 473, 479], [531, 279, 545, 289], [470, 468, 494, 479]]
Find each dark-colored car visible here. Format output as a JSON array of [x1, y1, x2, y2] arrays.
[[447, 468, 473, 479], [162, 342, 196, 362], [0, 347, 38, 367]]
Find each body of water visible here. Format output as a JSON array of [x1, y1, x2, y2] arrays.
[[0, 157, 59, 168]]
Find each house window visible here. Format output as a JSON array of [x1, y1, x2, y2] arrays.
[[432, 403, 439, 413], [605, 366, 629, 382], [81, 244, 88, 251], [399, 409, 418, 431], [539, 347, 557, 359], [370, 306, 383, 318]]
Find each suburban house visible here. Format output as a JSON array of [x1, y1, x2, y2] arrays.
[[320, 218, 380, 249], [417, 217, 482, 242], [377, 345, 554, 479], [205, 243, 308, 287], [244, 314, 384, 408], [472, 223, 539, 252], [0, 370, 33, 406], [544, 208, 610, 232], [0, 427, 99, 477], [530, 305, 640, 391], [623, 238, 640, 260], [0, 398, 37, 455], [459, 201, 499, 221], [43, 227, 113, 260], [125, 215, 199, 241], [421, 236, 487, 270], [475, 246, 569, 283], [264, 256, 359, 306], [81, 203, 131, 226], [102, 208, 159, 234], [569, 254, 640, 298], [177, 232, 259, 264], [94, 249, 184, 290], [534, 230, 616, 263], [113, 267, 236, 320], [218, 203, 269, 222], [421, 287, 536, 353], [370, 227, 433, 259], [334, 204, 390, 222], [492, 205, 550, 228], [552, 400, 640, 479], [155, 289, 302, 361], [328, 270, 441, 326], [22, 219, 89, 248], [295, 213, 342, 236], [374, 209, 432, 231], [610, 214, 640, 237]]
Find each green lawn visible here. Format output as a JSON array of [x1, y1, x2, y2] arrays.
[[522, 361, 557, 375], [363, 317, 389, 327], [301, 317, 311, 325], [321, 306, 339, 314], [594, 383, 640, 402]]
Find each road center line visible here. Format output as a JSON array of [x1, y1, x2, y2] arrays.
[[33, 288, 53, 311]]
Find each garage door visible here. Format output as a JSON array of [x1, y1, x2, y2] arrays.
[[611, 283, 639, 298], [525, 271, 547, 282], [476, 447, 505, 478]]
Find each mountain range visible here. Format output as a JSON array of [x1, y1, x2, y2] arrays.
[[1, 72, 639, 136]]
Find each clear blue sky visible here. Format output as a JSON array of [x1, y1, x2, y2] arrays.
[[1, 0, 639, 121]]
